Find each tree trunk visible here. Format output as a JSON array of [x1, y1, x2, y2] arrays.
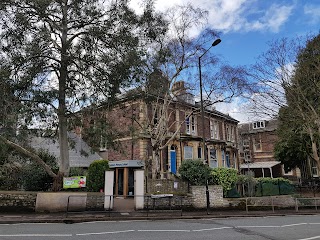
[[56, 0, 70, 188], [52, 171, 64, 192], [307, 126, 320, 173], [151, 149, 160, 179]]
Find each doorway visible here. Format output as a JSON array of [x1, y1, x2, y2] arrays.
[[114, 167, 136, 197], [170, 146, 177, 174], [117, 168, 124, 195]]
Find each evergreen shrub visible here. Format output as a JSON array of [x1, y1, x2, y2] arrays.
[[86, 159, 109, 192], [178, 159, 210, 185]]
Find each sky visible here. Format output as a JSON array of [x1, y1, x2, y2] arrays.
[[130, 0, 320, 123]]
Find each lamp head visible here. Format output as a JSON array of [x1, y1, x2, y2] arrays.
[[211, 39, 221, 47]]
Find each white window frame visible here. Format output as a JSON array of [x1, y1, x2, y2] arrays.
[[222, 150, 225, 167], [184, 146, 193, 160], [226, 126, 231, 141], [210, 120, 219, 140], [244, 152, 251, 162], [186, 115, 196, 135], [253, 137, 262, 152], [209, 148, 218, 168], [231, 126, 235, 142], [253, 121, 265, 129]]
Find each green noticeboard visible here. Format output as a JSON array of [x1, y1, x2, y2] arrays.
[[63, 176, 86, 189]]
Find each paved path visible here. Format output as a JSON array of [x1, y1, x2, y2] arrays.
[[1, 208, 320, 224], [113, 197, 135, 212]]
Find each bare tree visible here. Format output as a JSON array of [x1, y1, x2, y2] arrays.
[[249, 34, 320, 172], [124, 4, 250, 179]]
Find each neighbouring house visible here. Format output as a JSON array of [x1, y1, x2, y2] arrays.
[[79, 79, 239, 197], [238, 119, 301, 180]]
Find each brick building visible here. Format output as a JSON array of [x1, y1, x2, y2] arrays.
[[80, 81, 239, 196], [238, 119, 300, 179]]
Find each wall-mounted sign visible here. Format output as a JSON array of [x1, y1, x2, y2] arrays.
[[109, 160, 144, 168], [63, 176, 86, 189]]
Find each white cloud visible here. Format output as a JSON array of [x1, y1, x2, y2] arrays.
[[304, 4, 320, 24], [130, 0, 294, 34], [258, 4, 294, 32], [215, 97, 251, 123], [204, 1, 294, 33]]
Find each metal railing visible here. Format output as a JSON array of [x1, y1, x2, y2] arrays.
[[245, 196, 320, 213], [295, 197, 320, 212], [245, 196, 278, 213], [66, 194, 113, 218], [143, 194, 186, 217]]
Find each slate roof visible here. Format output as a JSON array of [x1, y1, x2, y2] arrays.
[[30, 132, 101, 168]]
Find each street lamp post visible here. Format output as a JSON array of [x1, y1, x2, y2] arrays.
[[198, 38, 221, 214]]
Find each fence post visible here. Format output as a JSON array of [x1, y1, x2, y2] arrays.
[[109, 196, 111, 217], [260, 181, 263, 196], [278, 179, 281, 195], [271, 197, 274, 213], [180, 196, 183, 216], [295, 198, 299, 212], [312, 179, 316, 197], [147, 195, 149, 217], [246, 198, 248, 213], [66, 196, 71, 218]]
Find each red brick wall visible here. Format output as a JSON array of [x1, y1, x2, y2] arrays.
[[106, 102, 141, 136], [103, 139, 141, 161], [252, 131, 277, 162]]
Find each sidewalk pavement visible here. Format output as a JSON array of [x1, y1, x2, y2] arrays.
[[1, 209, 319, 224]]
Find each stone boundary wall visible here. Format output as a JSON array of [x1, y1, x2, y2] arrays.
[[0, 191, 106, 213], [0, 191, 37, 212], [86, 193, 104, 210], [146, 179, 189, 194], [190, 185, 224, 208], [144, 195, 193, 209], [1, 190, 298, 212], [144, 185, 224, 209]]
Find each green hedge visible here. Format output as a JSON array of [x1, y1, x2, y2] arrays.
[[210, 168, 238, 196], [86, 160, 109, 192]]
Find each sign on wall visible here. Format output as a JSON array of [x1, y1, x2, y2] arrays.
[[63, 176, 86, 189]]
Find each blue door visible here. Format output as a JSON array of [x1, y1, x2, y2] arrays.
[[170, 150, 177, 174]]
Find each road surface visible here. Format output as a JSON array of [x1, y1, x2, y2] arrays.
[[0, 215, 320, 239]]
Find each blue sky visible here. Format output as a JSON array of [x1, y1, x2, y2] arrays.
[[130, 0, 320, 122], [130, 0, 320, 66], [214, 0, 320, 67]]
